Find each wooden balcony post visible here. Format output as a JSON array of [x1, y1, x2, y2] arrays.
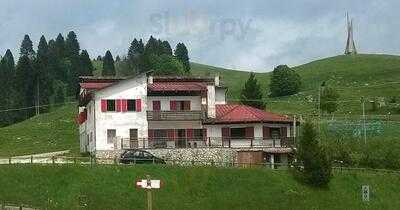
[[250, 138, 253, 148]]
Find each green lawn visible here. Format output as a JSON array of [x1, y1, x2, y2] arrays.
[[0, 165, 399, 210], [0, 104, 79, 157]]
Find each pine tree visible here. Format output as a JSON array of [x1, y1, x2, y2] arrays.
[[128, 38, 145, 74], [15, 55, 36, 120], [79, 50, 94, 76], [295, 120, 332, 187], [55, 33, 66, 59], [161, 40, 172, 55], [35, 35, 53, 113], [269, 65, 301, 97], [145, 36, 159, 56], [0, 50, 17, 125], [102, 50, 116, 76], [65, 31, 80, 58], [65, 31, 81, 96], [174, 43, 190, 73], [240, 73, 265, 109], [20, 35, 35, 59], [115, 55, 121, 62]]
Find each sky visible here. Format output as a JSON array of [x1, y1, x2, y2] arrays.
[[0, 0, 399, 72]]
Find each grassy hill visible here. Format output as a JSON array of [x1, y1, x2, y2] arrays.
[[192, 54, 400, 115], [1, 165, 399, 210], [1, 54, 400, 156], [0, 104, 79, 157]]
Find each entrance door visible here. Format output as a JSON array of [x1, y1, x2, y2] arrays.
[[177, 129, 186, 148], [130, 129, 138, 148]]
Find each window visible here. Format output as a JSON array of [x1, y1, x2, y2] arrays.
[[107, 129, 116, 144], [172, 101, 191, 111], [193, 129, 204, 139], [230, 128, 246, 139], [107, 100, 116, 111], [271, 128, 281, 139], [127, 99, 136, 111]]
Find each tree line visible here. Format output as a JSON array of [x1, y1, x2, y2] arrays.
[[100, 36, 190, 77], [0, 33, 191, 127], [0, 31, 94, 127]]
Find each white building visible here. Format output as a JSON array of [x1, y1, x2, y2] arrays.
[[78, 74, 298, 166]]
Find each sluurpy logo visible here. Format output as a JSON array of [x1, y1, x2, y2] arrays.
[[149, 10, 252, 41]]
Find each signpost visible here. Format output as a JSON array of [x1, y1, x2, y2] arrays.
[[362, 185, 370, 202], [136, 175, 163, 210]]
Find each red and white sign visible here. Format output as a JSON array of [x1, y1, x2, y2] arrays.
[[136, 179, 162, 189]]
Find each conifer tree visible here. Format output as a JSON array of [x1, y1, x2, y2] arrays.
[[161, 40, 172, 55], [55, 33, 66, 59], [102, 50, 116, 76], [35, 35, 53, 113], [0, 50, 17, 125], [295, 120, 332, 187], [128, 38, 146, 74], [20, 35, 35, 59], [79, 50, 94, 76], [174, 43, 190, 73], [65, 31, 81, 96], [15, 55, 36, 120], [240, 73, 265, 109]]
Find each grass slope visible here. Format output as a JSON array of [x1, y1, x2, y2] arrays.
[[0, 104, 79, 157], [0, 165, 399, 210]]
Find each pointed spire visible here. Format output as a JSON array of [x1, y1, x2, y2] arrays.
[[345, 13, 357, 55]]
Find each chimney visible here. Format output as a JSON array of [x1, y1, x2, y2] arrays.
[[214, 75, 220, 86], [148, 75, 153, 84]]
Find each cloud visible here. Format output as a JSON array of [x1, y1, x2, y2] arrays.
[[0, 0, 399, 71]]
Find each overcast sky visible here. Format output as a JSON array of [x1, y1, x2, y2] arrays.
[[0, 0, 399, 72]]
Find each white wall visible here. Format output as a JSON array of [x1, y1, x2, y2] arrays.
[[93, 75, 148, 151], [147, 96, 202, 111]]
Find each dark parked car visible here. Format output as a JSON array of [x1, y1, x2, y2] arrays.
[[120, 149, 166, 164]]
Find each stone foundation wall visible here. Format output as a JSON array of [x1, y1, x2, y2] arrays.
[[144, 148, 237, 166], [95, 148, 237, 166]]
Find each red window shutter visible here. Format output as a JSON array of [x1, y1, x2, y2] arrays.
[[170, 101, 177, 111], [122, 99, 128, 112], [116, 99, 122, 112], [167, 129, 175, 140], [186, 129, 193, 140], [153, 101, 161, 111], [263, 126, 271, 139], [245, 127, 254, 139], [183, 101, 191, 110], [222, 127, 230, 140], [148, 129, 154, 140], [136, 99, 142, 112], [101, 100, 107, 112]]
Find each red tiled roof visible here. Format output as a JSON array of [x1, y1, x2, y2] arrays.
[[212, 104, 291, 124], [80, 82, 113, 90], [148, 82, 207, 92]]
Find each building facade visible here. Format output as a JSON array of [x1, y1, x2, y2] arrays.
[[78, 74, 298, 166]]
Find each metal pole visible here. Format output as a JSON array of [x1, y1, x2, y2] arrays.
[[146, 175, 152, 210], [362, 99, 367, 144]]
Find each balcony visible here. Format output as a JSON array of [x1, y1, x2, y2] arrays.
[[147, 110, 205, 121], [117, 137, 295, 150]]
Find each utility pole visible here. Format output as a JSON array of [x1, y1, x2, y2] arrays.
[[361, 97, 367, 144], [36, 79, 40, 115]]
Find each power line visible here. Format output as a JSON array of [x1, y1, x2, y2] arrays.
[[0, 101, 77, 113]]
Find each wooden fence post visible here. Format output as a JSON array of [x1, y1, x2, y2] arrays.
[[31, 156, 33, 164], [52, 156, 55, 164], [9, 157, 11, 165]]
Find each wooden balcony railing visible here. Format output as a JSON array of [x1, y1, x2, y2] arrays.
[[147, 110, 205, 121]]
